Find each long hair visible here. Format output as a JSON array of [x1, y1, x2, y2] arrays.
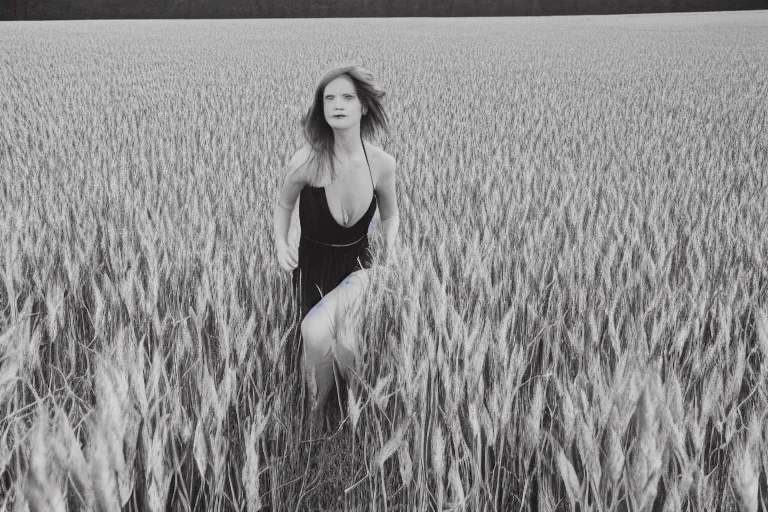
[[299, 66, 388, 184]]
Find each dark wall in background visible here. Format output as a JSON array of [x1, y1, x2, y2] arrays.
[[1, 0, 765, 21]]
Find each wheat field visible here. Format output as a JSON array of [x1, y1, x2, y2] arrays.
[[1, 11, 767, 512]]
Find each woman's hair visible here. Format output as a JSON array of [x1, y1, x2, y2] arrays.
[[299, 65, 388, 184]]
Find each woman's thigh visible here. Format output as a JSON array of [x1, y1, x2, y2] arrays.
[[334, 268, 371, 332], [303, 268, 371, 347]]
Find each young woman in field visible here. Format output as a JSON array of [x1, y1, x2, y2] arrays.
[[272, 66, 400, 427]]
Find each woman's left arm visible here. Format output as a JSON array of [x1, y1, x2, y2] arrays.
[[377, 154, 400, 265]]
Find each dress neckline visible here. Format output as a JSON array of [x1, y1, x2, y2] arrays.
[[307, 185, 376, 229], [306, 142, 376, 229]]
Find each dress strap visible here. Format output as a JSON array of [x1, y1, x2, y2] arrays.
[[361, 138, 374, 192]]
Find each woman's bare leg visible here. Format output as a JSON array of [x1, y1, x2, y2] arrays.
[[301, 297, 339, 413], [301, 269, 371, 412], [333, 269, 370, 382]]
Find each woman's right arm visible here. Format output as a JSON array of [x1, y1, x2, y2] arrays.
[[273, 146, 310, 270]]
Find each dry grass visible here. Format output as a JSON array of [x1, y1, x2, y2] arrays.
[[1, 12, 767, 512]]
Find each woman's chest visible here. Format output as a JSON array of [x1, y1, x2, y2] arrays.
[[319, 158, 377, 226]]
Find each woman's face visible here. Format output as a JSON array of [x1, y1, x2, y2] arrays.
[[323, 75, 366, 129]]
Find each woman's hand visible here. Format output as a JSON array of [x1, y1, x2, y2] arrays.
[[276, 242, 298, 273]]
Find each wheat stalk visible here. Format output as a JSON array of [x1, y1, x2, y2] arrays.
[[432, 422, 446, 510], [23, 407, 67, 512], [557, 446, 582, 510]]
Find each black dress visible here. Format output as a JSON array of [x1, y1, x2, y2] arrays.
[[291, 142, 377, 322], [288, 141, 377, 406]]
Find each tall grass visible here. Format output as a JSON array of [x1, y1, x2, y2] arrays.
[[1, 13, 767, 511]]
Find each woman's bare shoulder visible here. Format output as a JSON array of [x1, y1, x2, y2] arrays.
[[285, 143, 315, 184], [365, 143, 395, 182], [365, 142, 388, 158], [365, 142, 395, 168]]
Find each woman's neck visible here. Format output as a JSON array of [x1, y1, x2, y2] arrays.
[[332, 126, 363, 161]]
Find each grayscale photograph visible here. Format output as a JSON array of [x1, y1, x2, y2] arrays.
[[0, 1, 767, 511]]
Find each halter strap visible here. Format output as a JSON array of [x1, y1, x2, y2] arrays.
[[361, 136, 375, 192]]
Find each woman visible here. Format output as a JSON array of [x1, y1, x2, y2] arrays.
[[272, 65, 400, 425]]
